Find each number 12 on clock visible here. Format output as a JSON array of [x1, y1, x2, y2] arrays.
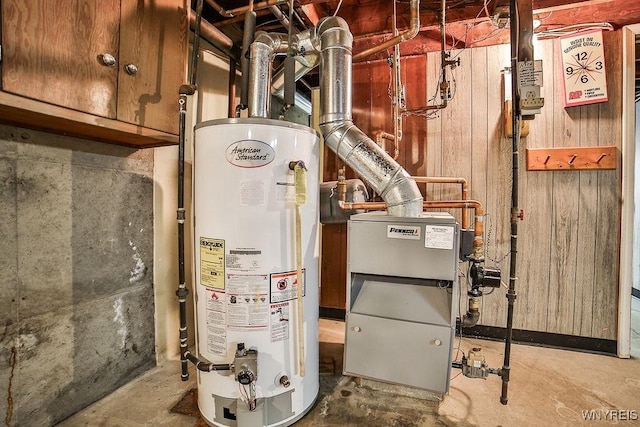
[[559, 29, 608, 107]]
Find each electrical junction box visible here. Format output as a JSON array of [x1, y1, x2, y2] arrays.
[[343, 212, 459, 393]]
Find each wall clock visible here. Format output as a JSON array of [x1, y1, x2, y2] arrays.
[[559, 29, 608, 107]]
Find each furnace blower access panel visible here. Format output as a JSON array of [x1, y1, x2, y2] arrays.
[[343, 212, 459, 393]]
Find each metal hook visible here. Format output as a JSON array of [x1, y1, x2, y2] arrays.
[[568, 154, 578, 166], [596, 153, 607, 164]]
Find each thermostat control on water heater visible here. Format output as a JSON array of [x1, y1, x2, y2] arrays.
[[234, 343, 258, 385]]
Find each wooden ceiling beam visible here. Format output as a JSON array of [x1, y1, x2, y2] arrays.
[[532, 0, 616, 14]]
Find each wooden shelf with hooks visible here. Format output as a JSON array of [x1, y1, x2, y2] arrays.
[[526, 146, 617, 171]]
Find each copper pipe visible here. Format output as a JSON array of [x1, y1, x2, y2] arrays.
[[338, 199, 485, 260], [412, 176, 469, 229], [189, 12, 240, 63], [353, 0, 420, 62], [205, 0, 288, 18], [228, 61, 237, 118], [214, 9, 271, 27], [402, 0, 451, 114], [375, 131, 400, 160]]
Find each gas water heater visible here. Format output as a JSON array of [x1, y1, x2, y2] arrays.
[[193, 118, 320, 426]]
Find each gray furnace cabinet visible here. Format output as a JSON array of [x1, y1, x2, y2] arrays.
[[343, 212, 459, 393]]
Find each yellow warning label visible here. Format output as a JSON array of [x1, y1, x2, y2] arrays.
[[200, 237, 225, 290]]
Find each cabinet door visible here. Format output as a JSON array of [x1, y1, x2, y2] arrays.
[[1, 0, 121, 118], [344, 313, 453, 393], [117, 0, 187, 134]]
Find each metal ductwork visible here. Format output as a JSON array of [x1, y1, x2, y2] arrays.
[[248, 32, 290, 118], [315, 17, 423, 217], [248, 17, 423, 217]]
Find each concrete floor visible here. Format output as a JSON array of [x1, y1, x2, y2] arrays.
[[58, 304, 640, 427]]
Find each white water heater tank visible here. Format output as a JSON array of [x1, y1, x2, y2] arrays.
[[193, 118, 320, 426]]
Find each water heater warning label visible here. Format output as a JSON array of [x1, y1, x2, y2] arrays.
[[205, 288, 227, 356], [270, 270, 306, 303], [270, 302, 290, 342], [239, 181, 265, 207], [200, 237, 225, 289], [227, 274, 269, 331]]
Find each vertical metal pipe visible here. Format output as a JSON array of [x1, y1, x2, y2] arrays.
[[240, 11, 257, 109], [228, 61, 237, 118], [177, 0, 204, 382], [248, 33, 289, 117], [284, 56, 297, 106], [391, 0, 403, 157], [177, 92, 189, 381], [501, 0, 522, 405], [269, 5, 295, 32]]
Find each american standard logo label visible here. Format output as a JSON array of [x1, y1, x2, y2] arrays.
[[387, 225, 421, 240], [225, 140, 275, 168]]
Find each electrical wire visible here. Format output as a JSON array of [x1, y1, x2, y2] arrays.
[[483, 0, 492, 19], [484, 213, 511, 265], [333, 0, 343, 16], [256, 18, 286, 29]]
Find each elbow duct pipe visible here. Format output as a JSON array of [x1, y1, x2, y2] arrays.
[[248, 32, 290, 117], [316, 17, 423, 217], [248, 17, 422, 216], [270, 28, 320, 101]]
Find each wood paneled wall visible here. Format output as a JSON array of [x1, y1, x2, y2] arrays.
[[321, 32, 622, 340]]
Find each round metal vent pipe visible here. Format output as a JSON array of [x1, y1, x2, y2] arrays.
[[316, 17, 423, 217], [247, 17, 423, 217]]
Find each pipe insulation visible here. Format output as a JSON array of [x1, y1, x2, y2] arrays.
[[240, 11, 257, 109], [188, 12, 240, 64]]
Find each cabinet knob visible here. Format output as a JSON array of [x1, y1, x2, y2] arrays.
[[99, 53, 117, 67], [124, 63, 139, 75], [433, 339, 442, 346], [352, 326, 361, 332]]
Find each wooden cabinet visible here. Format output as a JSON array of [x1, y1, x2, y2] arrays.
[[0, 0, 188, 146]]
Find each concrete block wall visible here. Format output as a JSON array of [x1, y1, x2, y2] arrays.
[[0, 124, 156, 426]]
